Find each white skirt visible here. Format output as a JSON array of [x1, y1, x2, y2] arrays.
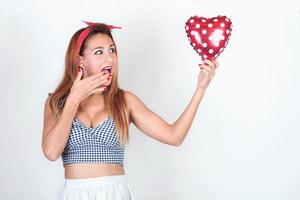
[[57, 175, 134, 200]]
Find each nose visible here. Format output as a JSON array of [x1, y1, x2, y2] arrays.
[[105, 52, 113, 62], [107, 57, 112, 62]]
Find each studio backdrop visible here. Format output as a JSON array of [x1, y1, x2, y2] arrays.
[[0, 0, 299, 199]]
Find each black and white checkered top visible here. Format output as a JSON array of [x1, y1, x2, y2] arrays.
[[61, 116, 125, 167]]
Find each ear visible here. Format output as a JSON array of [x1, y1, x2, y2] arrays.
[[78, 56, 85, 68]]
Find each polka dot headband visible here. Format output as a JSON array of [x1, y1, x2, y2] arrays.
[[76, 21, 122, 55]]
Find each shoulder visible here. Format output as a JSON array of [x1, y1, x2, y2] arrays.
[[44, 92, 61, 117], [123, 90, 134, 110], [116, 90, 142, 124], [123, 90, 135, 100], [123, 90, 137, 110], [123, 90, 146, 113], [123, 90, 141, 106], [44, 93, 53, 114], [123, 90, 142, 124], [43, 94, 58, 127], [45, 92, 54, 110]]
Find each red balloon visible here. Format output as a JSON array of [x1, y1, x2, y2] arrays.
[[185, 15, 233, 60]]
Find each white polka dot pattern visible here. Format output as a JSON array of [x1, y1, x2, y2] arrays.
[[185, 15, 233, 60]]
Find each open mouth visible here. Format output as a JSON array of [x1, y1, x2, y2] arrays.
[[101, 66, 112, 74]]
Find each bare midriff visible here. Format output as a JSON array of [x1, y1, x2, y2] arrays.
[[64, 163, 125, 179]]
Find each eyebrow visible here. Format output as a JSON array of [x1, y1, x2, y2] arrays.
[[93, 44, 115, 50]]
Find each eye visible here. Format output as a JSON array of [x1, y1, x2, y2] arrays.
[[95, 50, 103, 55], [109, 48, 116, 53]]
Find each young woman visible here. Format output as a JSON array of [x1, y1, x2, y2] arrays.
[[42, 21, 219, 200]]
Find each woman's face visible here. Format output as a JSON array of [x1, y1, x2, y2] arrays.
[[79, 33, 117, 82]]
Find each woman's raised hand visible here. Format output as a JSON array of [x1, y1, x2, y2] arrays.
[[197, 59, 219, 91], [68, 68, 111, 105]]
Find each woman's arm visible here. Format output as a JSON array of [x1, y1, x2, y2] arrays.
[[41, 96, 79, 161], [126, 88, 205, 146], [41, 70, 108, 161], [170, 87, 206, 145], [127, 59, 218, 146]]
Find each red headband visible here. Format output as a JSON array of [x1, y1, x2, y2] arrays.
[[76, 21, 122, 55]]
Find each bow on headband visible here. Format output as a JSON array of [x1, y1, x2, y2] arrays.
[[76, 21, 122, 54]]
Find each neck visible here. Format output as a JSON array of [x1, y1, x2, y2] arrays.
[[79, 93, 105, 111]]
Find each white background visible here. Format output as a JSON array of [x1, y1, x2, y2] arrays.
[[1, 0, 300, 199]]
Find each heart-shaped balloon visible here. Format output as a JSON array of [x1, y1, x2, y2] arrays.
[[185, 15, 233, 60]]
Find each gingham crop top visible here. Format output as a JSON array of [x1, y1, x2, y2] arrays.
[[61, 116, 125, 167]]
